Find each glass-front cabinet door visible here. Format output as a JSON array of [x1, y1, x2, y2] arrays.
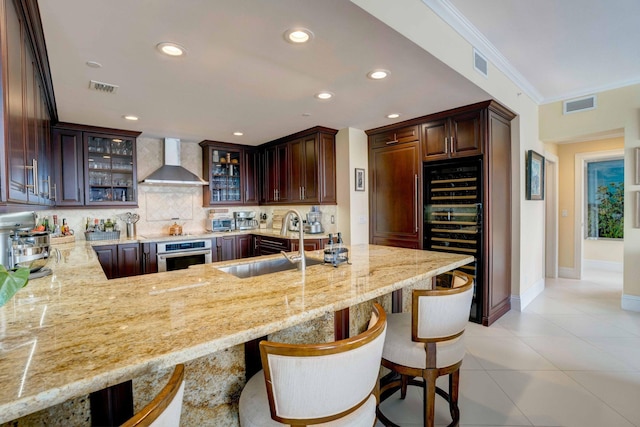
[[208, 147, 241, 203], [85, 133, 137, 206]]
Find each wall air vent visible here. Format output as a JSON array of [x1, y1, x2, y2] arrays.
[[563, 95, 596, 114], [89, 80, 119, 94], [473, 48, 488, 78]]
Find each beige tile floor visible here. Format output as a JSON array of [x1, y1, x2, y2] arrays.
[[377, 268, 640, 426]]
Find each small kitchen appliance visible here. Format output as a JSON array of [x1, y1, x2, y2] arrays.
[[208, 218, 233, 232], [305, 208, 324, 234], [233, 211, 258, 230]]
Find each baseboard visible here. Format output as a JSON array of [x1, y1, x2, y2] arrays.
[[510, 277, 545, 312], [584, 259, 623, 273], [622, 294, 640, 313], [559, 267, 580, 279]]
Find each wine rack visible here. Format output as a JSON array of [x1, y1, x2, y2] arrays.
[[424, 159, 483, 322]]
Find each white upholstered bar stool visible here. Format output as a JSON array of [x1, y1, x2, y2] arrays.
[[239, 303, 387, 426], [121, 364, 185, 427], [377, 272, 473, 427]]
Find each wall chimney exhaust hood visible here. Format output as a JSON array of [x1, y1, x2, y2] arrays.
[[140, 138, 207, 186]]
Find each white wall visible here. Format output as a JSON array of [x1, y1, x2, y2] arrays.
[[336, 128, 369, 245], [352, 0, 545, 305]]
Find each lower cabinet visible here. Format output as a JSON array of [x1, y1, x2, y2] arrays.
[[94, 243, 141, 279], [216, 234, 254, 261], [94, 245, 118, 279], [291, 238, 328, 252], [141, 242, 158, 274], [253, 235, 290, 256]]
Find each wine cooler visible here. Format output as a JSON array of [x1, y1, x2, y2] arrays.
[[424, 157, 483, 323]]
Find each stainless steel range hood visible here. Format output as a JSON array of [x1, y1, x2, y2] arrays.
[[140, 138, 207, 186]]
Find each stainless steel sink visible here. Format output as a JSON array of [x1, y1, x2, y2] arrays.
[[217, 257, 324, 279]]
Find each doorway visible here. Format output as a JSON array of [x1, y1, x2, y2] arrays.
[[545, 153, 558, 278]]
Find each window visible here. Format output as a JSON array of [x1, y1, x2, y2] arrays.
[[586, 158, 624, 239]]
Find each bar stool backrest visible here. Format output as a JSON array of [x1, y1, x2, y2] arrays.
[[259, 303, 387, 425], [412, 272, 474, 343]]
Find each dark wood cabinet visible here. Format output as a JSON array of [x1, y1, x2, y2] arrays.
[[94, 245, 118, 279], [367, 100, 515, 325], [290, 238, 327, 252], [117, 243, 141, 277], [422, 110, 482, 161], [1, 0, 54, 206], [243, 149, 260, 205], [95, 243, 142, 279], [51, 123, 140, 208], [370, 125, 419, 149], [369, 141, 422, 248], [51, 127, 84, 206], [263, 143, 290, 204], [253, 235, 290, 256], [236, 234, 253, 259], [290, 135, 318, 202], [216, 235, 237, 261], [262, 127, 337, 206], [141, 242, 158, 274], [200, 141, 257, 206]]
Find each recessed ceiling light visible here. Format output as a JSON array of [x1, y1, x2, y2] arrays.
[[233, 132, 244, 136], [284, 28, 314, 44], [86, 61, 102, 68], [122, 115, 139, 121], [387, 113, 400, 119], [315, 91, 334, 100], [156, 42, 187, 57], [368, 69, 390, 80]]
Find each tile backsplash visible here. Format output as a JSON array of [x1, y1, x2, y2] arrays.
[[37, 137, 337, 238]]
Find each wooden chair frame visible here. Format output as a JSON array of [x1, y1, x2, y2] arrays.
[[121, 364, 185, 427], [259, 303, 387, 426], [378, 272, 473, 427]]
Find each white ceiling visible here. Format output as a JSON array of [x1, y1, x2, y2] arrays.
[[38, 1, 640, 145], [445, 0, 640, 103]]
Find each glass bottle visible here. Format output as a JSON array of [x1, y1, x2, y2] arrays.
[[52, 215, 61, 236], [105, 218, 114, 232], [61, 218, 69, 235]]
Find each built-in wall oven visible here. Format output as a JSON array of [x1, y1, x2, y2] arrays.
[[157, 239, 213, 272]]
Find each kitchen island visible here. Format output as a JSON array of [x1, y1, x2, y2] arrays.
[[0, 241, 472, 425]]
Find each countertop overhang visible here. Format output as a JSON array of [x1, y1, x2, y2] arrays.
[[0, 241, 472, 423]]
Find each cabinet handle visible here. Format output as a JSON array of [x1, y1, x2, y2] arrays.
[[450, 136, 455, 153], [444, 137, 449, 153], [414, 174, 419, 233], [52, 184, 57, 201], [385, 139, 398, 145], [302, 186, 305, 200], [25, 159, 38, 195]]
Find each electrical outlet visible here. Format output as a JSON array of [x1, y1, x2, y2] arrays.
[[561, 210, 568, 217], [330, 215, 335, 224], [358, 215, 366, 224]]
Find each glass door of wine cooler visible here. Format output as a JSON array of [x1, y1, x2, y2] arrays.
[[424, 158, 483, 322]]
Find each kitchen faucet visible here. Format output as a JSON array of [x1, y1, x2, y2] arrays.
[[280, 209, 306, 271]]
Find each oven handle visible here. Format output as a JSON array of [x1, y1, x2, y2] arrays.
[[157, 249, 213, 260]]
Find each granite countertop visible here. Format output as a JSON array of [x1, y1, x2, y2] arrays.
[[86, 228, 331, 246], [0, 241, 472, 423]]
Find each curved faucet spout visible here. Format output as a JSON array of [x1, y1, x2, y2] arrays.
[[280, 209, 306, 271]]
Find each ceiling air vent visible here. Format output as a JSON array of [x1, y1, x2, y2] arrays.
[[563, 95, 596, 114], [473, 48, 488, 78], [89, 80, 119, 94]]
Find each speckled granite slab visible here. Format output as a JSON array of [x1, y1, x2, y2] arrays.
[[0, 242, 471, 423]]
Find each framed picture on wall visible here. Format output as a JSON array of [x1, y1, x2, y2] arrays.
[[526, 150, 545, 200], [355, 168, 365, 191]]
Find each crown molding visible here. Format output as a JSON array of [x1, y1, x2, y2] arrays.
[[541, 77, 640, 104], [422, 0, 544, 103]]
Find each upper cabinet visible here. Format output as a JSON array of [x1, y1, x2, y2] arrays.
[[1, 0, 56, 207], [422, 109, 482, 161], [52, 123, 141, 207], [370, 125, 420, 149], [262, 126, 337, 206], [200, 141, 257, 206]]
